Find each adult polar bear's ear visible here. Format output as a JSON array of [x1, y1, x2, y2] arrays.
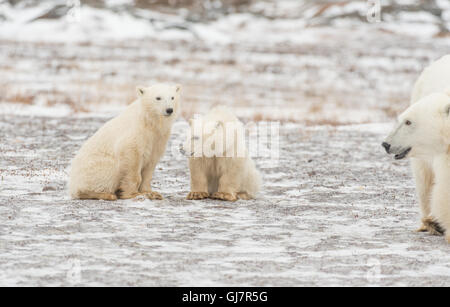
[[175, 84, 181, 93], [446, 104, 450, 117], [136, 86, 145, 97]]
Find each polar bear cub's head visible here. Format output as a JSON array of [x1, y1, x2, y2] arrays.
[[137, 83, 181, 117], [181, 106, 246, 158], [182, 116, 222, 158], [383, 92, 450, 160]]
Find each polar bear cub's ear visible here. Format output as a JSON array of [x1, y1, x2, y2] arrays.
[[175, 84, 181, 93], [136, 86, 145, 97], [445, 104, 450, 117]]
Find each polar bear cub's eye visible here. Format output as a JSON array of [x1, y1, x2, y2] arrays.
[[156, 97, 161, 101], [405, 120, 412, 126], [171, 97, 174, 100]]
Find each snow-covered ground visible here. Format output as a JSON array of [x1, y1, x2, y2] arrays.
[[0, 114, 449, 286], [1, 0, 450, 286]]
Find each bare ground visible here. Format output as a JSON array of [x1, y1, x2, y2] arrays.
[[0, 114, 449, 286]]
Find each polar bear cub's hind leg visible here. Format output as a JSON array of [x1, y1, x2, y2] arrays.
[[77, 191, 118, 201], [69, 153, 120, 200], [237, 192, 251, 200]]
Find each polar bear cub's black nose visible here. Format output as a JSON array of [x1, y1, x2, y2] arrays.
[[382, 142, 391, 153], [166, 108, 173, 115]]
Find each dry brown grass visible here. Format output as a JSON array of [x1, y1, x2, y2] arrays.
[[133, 0, 251, 10], [308, 104, 323, 114], [248, 112, 346, 125], [0, 85, 35, 105], [44, 94, 89, 113], [303, 118, 358, 126], [5, 93, 35, 105], [381, 96, 409, 118], [252, 113, 264, 122]]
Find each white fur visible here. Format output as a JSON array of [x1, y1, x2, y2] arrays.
[[69, 83, 181, 200], [184, 106, 261, 201], [411, 55, 450, 104], [384, 55, 450, 243]]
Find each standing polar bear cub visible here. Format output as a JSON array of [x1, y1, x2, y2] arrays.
[[383, 55, 450, 243], [69, 83, 181, 200], [184, 106, 261, 201]]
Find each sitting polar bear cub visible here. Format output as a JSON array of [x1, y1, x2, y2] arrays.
[[383, 55, 450, 243], [69, 83, 181, 200], [183, 106, 261, 201]]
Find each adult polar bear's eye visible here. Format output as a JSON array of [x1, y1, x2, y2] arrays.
[[405, 120, 412, 126], [156, 97, 161, 101], [171, 96, 174, 100]]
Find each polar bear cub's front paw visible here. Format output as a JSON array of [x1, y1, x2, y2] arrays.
[[211, 192, 238, 202], [186, 192, 209, 200], [144, 191, 163, 200]]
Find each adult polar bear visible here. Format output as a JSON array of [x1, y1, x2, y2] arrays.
[[69, 84, 181, 200], [383, 55, 450, 243]]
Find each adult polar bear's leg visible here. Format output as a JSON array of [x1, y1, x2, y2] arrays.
[[411, 158, 445, 235], [431, 155, 450, 243], [411, 158, 434, 227]]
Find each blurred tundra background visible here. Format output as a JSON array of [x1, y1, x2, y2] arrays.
[[1, 0, 450, 123]]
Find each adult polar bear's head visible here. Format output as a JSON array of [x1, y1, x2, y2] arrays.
[[136, 83, 181, 118], [383, 92, 450, 160]]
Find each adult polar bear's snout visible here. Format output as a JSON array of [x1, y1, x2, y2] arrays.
[[382, 121, 413, 160], [382, 93, 450, 160]]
